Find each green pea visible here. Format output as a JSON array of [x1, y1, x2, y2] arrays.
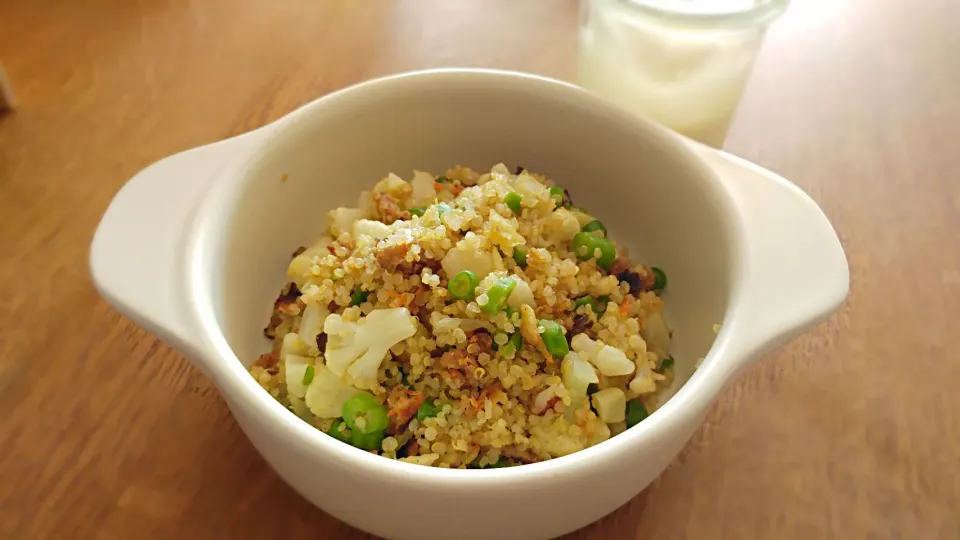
[[503, 191, 523, 215], [409, 207, 425, 217], [538, 319, 569, 358], [480, 277, 516, 314], [571, 232, 616, 269], [573, 296, 599, 313], [301, 365, 315, 385], [582, 220, 607, 238], [351, 430, 385, 451], [435, 176, 451, 183], [326, 419, 352, 443], [448, 270, 479, 300], [651, 267, 667, 293], [513, 245, 528, 268], [626, 400, 648, 428], [597, 296, 610, 311], [660, 356, 675, 370], [351, 286, 369, 306], [417, 400, 441, 422], [342, 393, 389, 435]]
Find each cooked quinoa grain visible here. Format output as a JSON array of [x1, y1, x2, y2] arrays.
[[250, 164, 675, 468]]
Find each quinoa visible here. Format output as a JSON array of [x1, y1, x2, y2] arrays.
[[250, 164, 676, 468]]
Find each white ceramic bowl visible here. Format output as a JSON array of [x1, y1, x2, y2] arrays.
[[91, 69, 848, 540]]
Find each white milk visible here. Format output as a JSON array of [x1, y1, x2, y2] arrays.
[[577, 0, 779, 147]]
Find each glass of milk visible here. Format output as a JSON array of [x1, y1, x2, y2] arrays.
[[577, 0, 790, 147]]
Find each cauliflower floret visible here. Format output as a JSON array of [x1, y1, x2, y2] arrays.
[[288, 239, 330, 288], [322, 308, 417, 390], [441, 241, 495, 280], [410, 170, 437, 207], [327, 207, 362, 237], [304, 363, 365, 418], [570, 334, 635, 377], [628, 335, 656, 395], [299, 301, 330, 349], [285, 354, 312, 399], [352, 219, 392, 240], [374, 172, 411, 198]]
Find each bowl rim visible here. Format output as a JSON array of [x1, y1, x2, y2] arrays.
[[186, 68, 747, 486]]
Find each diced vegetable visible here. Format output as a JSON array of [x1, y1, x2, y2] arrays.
[[568, 208, 595, 228], [571, 334, 635, 377], [351, 430, 385, 450], [582, 220, 607, 238], [342, 392, 389, 435], [351, 286, 369, 306], [571, 232, 616, 269], [505, 275, 534, 309], [561, 351, 598, 412], [479, 277, 516, 314], [512, 245, 528, 268], [651, 267, 667, 293], [448, 270, 479, 300], [417, 400, 441, 421], [504, 191, 522, 215], [549, 186, 566, 207], [661, 356, 675, 370], [640, 310, 672, 356], [626, 400, 648, 428], [326, 419, 352, 443], [301, 365, 315, 385], [593, 344, 635, 377], [573, 296, 599, 313], [592, 388, 626, 424], [539, 319, 569, 358], [284, 356, 311, 399], [499, 331, 523, 358], [409, 207, 425, 217]]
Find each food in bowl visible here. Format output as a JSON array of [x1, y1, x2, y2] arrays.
[[248, 163, 675, 468]]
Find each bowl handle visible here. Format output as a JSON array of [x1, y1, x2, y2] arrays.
[[90, 132, 262, 377], [693, 144, 850, 370]]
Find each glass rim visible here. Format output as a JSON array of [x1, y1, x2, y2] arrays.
[[614, 0, 791, 27]]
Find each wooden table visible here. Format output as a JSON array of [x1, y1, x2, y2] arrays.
[[2, 1, 957, 538]]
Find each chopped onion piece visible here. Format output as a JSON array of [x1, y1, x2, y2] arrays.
[[591, 388, 626, 424]]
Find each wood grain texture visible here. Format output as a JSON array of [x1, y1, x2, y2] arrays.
[[1, 0, 958, 538]]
